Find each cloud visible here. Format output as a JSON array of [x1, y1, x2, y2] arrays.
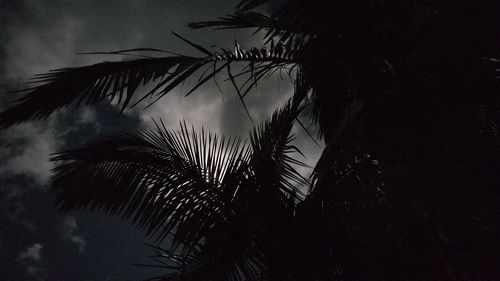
[[78, 107, 98, 124], [7, 200, 38, 233], [17, 243, 44, 276], [0, 119, 62, 185], [139, 69, 296, 134], [139, 87, 233, 133], [2, 15, 85, 81], [62, 215, 86, 252], [18, 243, 43, 261]]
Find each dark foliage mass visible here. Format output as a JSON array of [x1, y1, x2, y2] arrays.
[[1, 0, 500, 280]]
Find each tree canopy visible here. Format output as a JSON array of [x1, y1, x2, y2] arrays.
[[1, 0, 499, 280]]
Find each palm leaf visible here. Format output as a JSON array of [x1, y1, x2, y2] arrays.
[[189, 12, 278, 31], [190, 11, 312, 46], [50, 120, 252, 245], [0, 39, 303, 128], [235, 0, 273, 12], [152, 101, 311, 281], [48, 94, 314, 280], [0, 56, 204, 127], [142, 244, 264, 281], [249, 98, 309, 200]]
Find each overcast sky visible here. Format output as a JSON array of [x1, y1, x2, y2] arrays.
[[0, 1, 322, 280]]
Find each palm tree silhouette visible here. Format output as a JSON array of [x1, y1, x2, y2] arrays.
[[1, 0, 499, 280], [51, 98, 312, 281]]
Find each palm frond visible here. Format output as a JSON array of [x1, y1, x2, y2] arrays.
[[189, 12, 310, 44], [190, 12, 277, 31], [0, 38, 303, 128], [142, 244, 263, 281], [235, 0, 273, 12], [142, 101, 313, 281], [0, 56, 204, 127], [50, 120, 251, 244], [49, 104, 312, 280], [249, 98, 309, 200]]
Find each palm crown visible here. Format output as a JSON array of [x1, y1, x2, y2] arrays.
[[51, 98, 310, 281], [1, 0, 499, 280]]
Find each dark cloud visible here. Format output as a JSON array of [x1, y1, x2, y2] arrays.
[[0, 99, 152, 281], [0, 119, 61, 184], [17, 243, 44, 277], [61, 215, 86, 252]]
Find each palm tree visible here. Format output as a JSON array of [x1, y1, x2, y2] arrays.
[[50, 97, 317, 281], [1, 0, 499, 280]]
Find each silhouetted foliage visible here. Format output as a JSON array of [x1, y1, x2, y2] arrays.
[[1, 0, 500, 280]]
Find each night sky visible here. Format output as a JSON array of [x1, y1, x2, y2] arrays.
[[0, 1, 321, 280]]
